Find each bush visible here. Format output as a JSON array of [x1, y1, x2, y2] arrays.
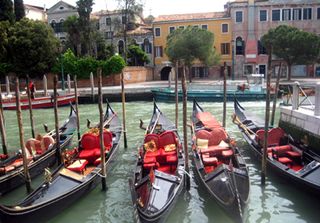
[[103, 55, 126, 76]]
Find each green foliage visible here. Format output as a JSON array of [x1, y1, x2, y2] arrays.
[[76, 56, 99, 79], [166, 26, 218, 67], [103, 55, 126, 75], [0, 21, 9, 62], [261, 25, 320, 80], [5, 18, 60, 77], [14, 0, 25, 21], [127, 44, 150, 66], [0, 0, 14, 23], [64, 15, 81, 56]]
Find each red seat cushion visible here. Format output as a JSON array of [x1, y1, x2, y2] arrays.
[[143, 162, 159, 170], [67, 159, 88, 172], [202, 156, 218, 166], [286, 151, 301, 158], [144, 156, 156, 164], [144, 134, 160, 149], [166, 155, 177, 164], [195, 129, 227, 146], [79, 148, 100, 163], [222, 149, 234, 158], [256, 127, 285, 147], [81, 133, 100, 150], [159, 131, 177, 148], [278, 157, 292, 164]]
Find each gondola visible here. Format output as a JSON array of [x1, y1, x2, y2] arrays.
[[191, 100, 250, 222], [0, 104, 77, 195], [129, 102, 185, 223], [0, 101, 122, 223], [233, 98, 320, 197]]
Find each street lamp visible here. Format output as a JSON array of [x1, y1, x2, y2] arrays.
[[231, 39, 235, 80]]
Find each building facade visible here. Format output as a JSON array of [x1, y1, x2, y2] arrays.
[[24, 4, 47, 21], [153, 12, 232, 80], [47, 1, 78, 42], [227, 0, 320, 78], [94, 10, 154, 66]]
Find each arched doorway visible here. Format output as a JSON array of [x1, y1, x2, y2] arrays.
[[160, 67, 172, 80]]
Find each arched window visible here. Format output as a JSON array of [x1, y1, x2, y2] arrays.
[[143, 38, 152, 54], [50, 20, 56, 28], [236, 37, 245, 55], [118, 40, 124, 55]]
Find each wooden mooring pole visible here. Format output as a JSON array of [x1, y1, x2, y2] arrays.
[[182, 64, 190, 190], [15, 77, 32, 193], [0, 88, 8, 155], [262, 52, 272, 185], [175, 62, 179, 129], [26, 77, 35, 138], [223, 62, 227, 128], [53, 76, 61, 165], [90, 72, 94, 102], [43, 75, 48, 96], [74, 76, 81, 144], [121, 71, 128, 149], [98, 69, 107, 191], [270, 62, 282, 127]]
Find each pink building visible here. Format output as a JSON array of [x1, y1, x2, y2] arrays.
[[226, 0, 320, 78]]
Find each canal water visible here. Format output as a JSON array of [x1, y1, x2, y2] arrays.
[[0, 101, 319, 223]]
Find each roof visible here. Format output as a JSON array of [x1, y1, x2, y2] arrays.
[[24, 4, 46, 12], [154, 12, 228, 23]]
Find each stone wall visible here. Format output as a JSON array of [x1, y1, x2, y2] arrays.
[[32, 66, 153, 90], [279, 106, 320, 154]]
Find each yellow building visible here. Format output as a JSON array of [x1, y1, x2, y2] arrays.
[[153, 12, 232, 80]]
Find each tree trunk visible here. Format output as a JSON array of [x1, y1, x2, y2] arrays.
[[287, 63, 292, 81]]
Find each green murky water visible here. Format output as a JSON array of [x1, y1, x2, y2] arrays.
[[0, 101, 319, 223]]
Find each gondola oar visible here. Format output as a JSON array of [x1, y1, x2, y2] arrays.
[[0, 87, 8, 155], [15, 77, 32, 193], [53, 75, 61, 165], [98, 69, 107, 191], [74, 75, 81, 145], [26, 76, 35, 138]]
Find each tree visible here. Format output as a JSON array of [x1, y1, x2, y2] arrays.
[[0, 21, 11, 75], [14, 0, 25, 21], [127, 44, 149, 66], [7, 19, 60, 77], [261, 25, 320, 80], [0, 0, 14, 23], [76, 0, 94, 55], [103, 54, 126, 76], [64, 15, 81, 56], [116, 0, 143, 62], [166, 26, 219, 82]]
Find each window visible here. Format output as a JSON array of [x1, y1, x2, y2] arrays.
[[221, 43, 230, 55], [318, 8, 320, 19], [222, 24, 228, 33], [293, 8, 302, 20], [155, 46, 163, 57], [282, 9, 291, 21], [191, 67, 208, 78], [118, 40, 124, 55], [143, 39, 152, 54], [257, 40, 267, 55], [235, 11, 243, 22], [169, 26, 175, 33], [244, 65, 253, 75], [105, 31, 113, 39], [154, 27, 161, 37], [272, 10, 281, 21], [193, 25, 199, 28], [122, 16, 126, 24], [236, 37, 245, 55], [59, 6, 64, 10], [201, 24, 208, 30], [260, 10, 267, 21], [179, 26, 185, 29], [106, 17, 111, 26], [303, 8, 312, 20]]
